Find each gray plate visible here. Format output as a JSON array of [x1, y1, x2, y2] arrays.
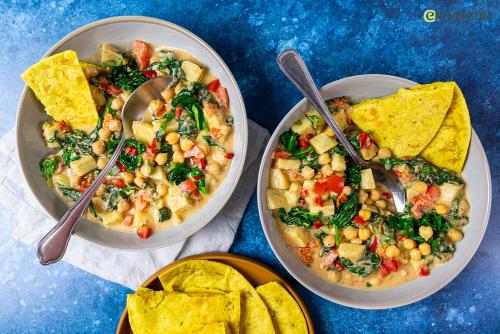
[[16, 16, 248, 250], [257, 74, 492, 309]]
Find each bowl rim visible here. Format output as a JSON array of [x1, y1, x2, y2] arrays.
[[257, 73, 492, 309], [16, 16, 248, 250]]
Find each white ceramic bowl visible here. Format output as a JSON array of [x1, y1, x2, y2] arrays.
[[16, 16, 248, 250], [257, 74, 492, 309]]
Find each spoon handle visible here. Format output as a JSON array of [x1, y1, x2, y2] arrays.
[[36, 135, 127, 265], [277, 49, 364, 165]]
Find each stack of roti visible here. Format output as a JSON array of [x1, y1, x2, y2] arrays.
[[350, 82, 471, 171], [127, 260, 308, 334]]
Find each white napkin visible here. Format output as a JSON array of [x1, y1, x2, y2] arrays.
[[0, 120, 269, 289]]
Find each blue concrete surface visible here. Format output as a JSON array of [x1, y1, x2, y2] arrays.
[[0, 1, 498, 333]]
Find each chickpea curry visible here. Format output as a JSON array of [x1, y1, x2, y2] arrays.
[[37, 41, 234, 239], [266, 97, 470, 289]]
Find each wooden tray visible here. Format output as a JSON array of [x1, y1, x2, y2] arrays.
[[116, 252, 314, 333]]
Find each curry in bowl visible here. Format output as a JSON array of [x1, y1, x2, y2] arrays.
[[265, 82, 471, 289], [22, 40, 234, 239]]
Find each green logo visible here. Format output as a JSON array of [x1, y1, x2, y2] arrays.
[[424, 9, 437, 22]]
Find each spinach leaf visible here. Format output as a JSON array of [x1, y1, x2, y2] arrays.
[[167, 163, 191, 185], [279, 130, 299, 153], [345, 164, 361, 185], [329, 191, 358, 228], [177, 115, 198, 138], [158, 207, 172, 222], [291, 146, 314, 160], [197, 178, 207, 194], [420, 212, 452, 232], [148, 51, 185, 81], [172, 86, 208, 131], [88, 202, 97, 217], [102, 185, 125, 211], [305, 153, 321, 171], [107, 65, 147, 92], [203, 135, 226, 152], [430, 236, 454, 258], [39, 157, 58, 185], [338, 252, 381, 277], [62, 147, 80, 166], [107, 137, 145, 171], [58, 185, 82, 201], [277, 206, 320, 229], [331, 144, 349, 157]]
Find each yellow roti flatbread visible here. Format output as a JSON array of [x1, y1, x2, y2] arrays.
[[127, 287, 239, 334], [256, 282, 308, 334], [159, 260, 276, 334], [21, 50, 98, 131], [351, 83, 454, 157], [415, 83, 471, 171]]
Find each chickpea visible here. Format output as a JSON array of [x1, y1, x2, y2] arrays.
[[161, 87, 175, 101], [321, 164, 333, 176], [107, 119, 122, 132], [111, 97, 124, 111], [155, 153, 168, 166], [172, 151, 185, 164], [410, 248, 422, 260], [351, 238, 363, 244], [97, 156, 108, 169], [92, 140, 106, 155], [343, 227, 358, 240], [156, 198, 166, 208], [400, 269, 408, 277], [301, 166, 315, 180], [377, 147, 392, 158], [166, 132, 180, 145], [365, 198, 374, 205], [323, 235, 336, 247], [318, 153, 331, 165], [121, 172, 134, 185], [96, 184, 106, 196], [375, 199, 387, 209], [140, 163, 152, 177], [69, 173, 81, 188], [358, 227, 371, 241], [120, 92, 131, 102], [207, 161, 222, 175], [418, 242, 431, 256], [172, 144, 180, 152], [458, 199, 470, 216], [435, 204, 449, 216], [156, 183, 168, 196], [448, 229, 463, 242], [180, 138, 194, 151], [148, 99, 164, 115], [324, 127, 335, 137], [342, 185, 352, 196], [289, 182, 302, 194], [419, 226, 434, 241], [402, 238, 416, 250], [117, 199, 130, 213], [414, 181, 428, 194], [358, 209, 371, 221], [358, 189, 369, 204], [385, 245, 401, 258], [134, 176, 145, 187], [98, 128, 111, 141], [83, 64, 100, 78], [370, 189, 381, 201], [327, 271, 340, 283]]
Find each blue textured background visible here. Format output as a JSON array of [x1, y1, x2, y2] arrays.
[[0, 1, 498, 333]]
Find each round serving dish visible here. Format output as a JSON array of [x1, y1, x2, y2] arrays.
[[116, 252, 315, 334], [16, 16, 248, 250], [257, 74, 491, 309]]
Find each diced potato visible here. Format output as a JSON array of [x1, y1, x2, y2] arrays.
[[70, 155, 97, 176], [275, 158, 301, 170], [361, 145, 378, 160], [437, 183, 463, 207], [269, 169, 290, 190], [266, 189, 287, 209], [100, 43, 127, 66], [360, 168, 376, 190], [309, 133, 337, 154], [361, 203, 379, 213], [167, 186, 190, 212], [410, 259, 425, 272], [181, 61, 204, 82], [133, 204, 155, 226], [284, 190, 299, 206], [195, 131, 210, 153], [291, 117, 314, 135], [337, 243, 366, 262], [42, 122, 60, 149], [406, 186, 418, 202], [331, 153, 346, 171], [287, 170, 304, 182], [52, 173, 69, 187], [305, 109, 326, 133], [132, 121, 156, 146], [333, 109, 349, 131], [170, 212, 183, 225], [310, 199, 335, 216], [302, 180, 315, 191], [209, 149, 228, 166], [149, 166, 167, 182], [283, 226, 309, 247], [101, 211, 123, 226], [91, 197, 106, 214], [152, 119, 179, 133]]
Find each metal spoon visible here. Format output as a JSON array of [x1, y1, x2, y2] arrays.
[[37, 76, 173, 265], [276, 49, 405, 212]]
